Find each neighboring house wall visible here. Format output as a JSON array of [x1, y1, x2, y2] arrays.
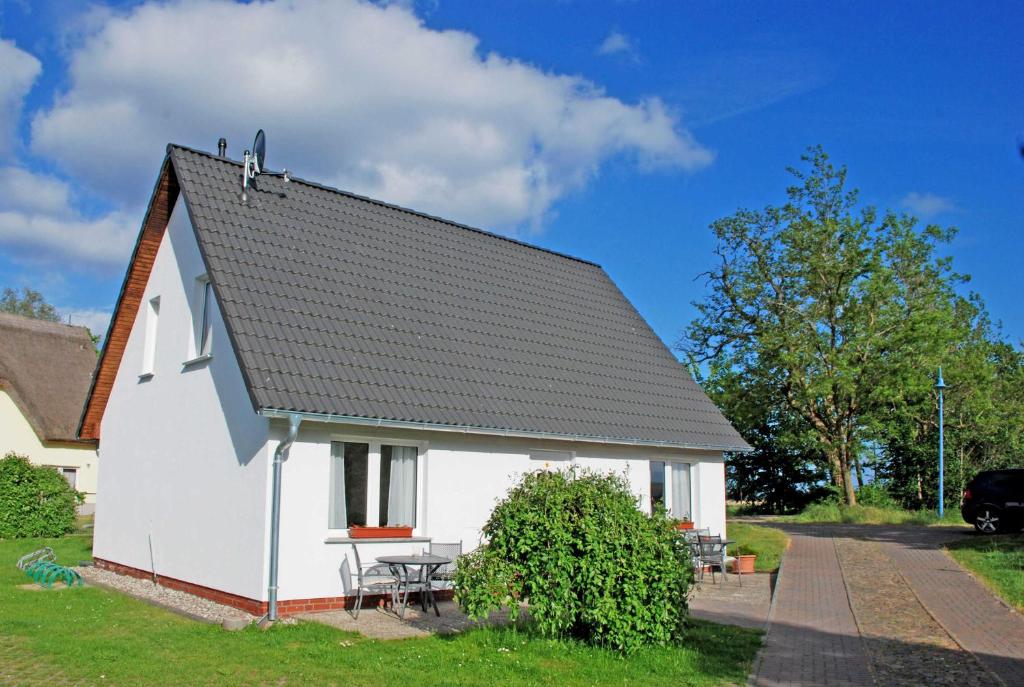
[[94, 195, 271, 601], [274, 419, 727, 603], [0, 389, 99, 505]]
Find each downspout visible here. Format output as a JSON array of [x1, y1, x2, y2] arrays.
[[267, 413, 301, 622]]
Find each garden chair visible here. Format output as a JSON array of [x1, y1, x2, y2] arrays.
[[427, 541, 462, 589], [348, 545, 399, 619], [696, 535, 734, 584]]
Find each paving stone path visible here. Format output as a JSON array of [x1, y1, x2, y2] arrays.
[[750, 524, 1024, 687]]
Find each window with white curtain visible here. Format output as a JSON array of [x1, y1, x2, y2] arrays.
[[329, 442, 369, 528], [380, 445, 417, 527], [329, 440, 418, 530], [669, 462, 692, 520]]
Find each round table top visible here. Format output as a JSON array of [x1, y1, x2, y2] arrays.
[[376, 554, 451, 565]]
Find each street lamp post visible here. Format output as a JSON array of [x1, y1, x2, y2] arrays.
[[936, 368, 946, 519]]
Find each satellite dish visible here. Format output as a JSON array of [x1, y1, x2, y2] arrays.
[[240, 128, 289, 201], [253, 129, 266, 174]]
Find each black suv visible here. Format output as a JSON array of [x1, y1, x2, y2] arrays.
[[961, 469, 1024, 533]]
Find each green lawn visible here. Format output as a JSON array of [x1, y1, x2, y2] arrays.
[[778, 502, 968, 527], [946, 534, 1024, 613], [0, 536, 762, 686], [727, 522, 789, 572]]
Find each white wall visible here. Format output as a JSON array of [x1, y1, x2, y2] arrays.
[[274, 419, 727, 602], [0, 390, 99, 505], [93, 195, 270, 601]]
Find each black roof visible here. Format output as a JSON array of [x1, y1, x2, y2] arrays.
[[170, 145, 749, 450]]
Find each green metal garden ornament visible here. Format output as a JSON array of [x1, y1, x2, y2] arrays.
[[16, 547, 83, 588]]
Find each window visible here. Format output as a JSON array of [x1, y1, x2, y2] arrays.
[[193, 276, 213, 358], [650, 460, 665, 512], [141, 296, 160, 375], [58, 467, 77, 490], [669, 462, 691, 520], [329, 441, 418, 529], [330, 442, 369, 528], [380, 445, 417, 526]]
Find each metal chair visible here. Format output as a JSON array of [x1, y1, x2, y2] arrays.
[[427, 541, 462, 586], [696, 535, 734, 584], [349, 545, 398, 619]]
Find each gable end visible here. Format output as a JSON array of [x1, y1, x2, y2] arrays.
[[78, 159, 179, 440]]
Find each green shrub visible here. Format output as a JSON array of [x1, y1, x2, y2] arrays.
[[0, 452, 82, 538], [454, 468, 693, 653], [854, 482, 899, 508]]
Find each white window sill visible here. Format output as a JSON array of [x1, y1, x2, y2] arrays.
[[138, 372, 154, 381], [182, 354, 213, 369], [324, 536, 431, 544]]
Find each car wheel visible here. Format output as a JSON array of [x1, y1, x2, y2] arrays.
[[974, 507, 1003, 534]]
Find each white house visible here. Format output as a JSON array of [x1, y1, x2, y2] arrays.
[[80, 143, 749, 618], [0, 312, 99, 510]]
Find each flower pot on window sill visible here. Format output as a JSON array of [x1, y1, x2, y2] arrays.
[[675, 521, 695, 530], [348, 526, 413, 539], [732, 554, 756, 574]]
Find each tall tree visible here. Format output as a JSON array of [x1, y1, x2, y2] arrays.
[[0, 287, 62, 322], [682, 148, 964, 505]]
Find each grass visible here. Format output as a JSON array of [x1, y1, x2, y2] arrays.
[[778, 502, 968, 527], [946, 534, 1024, 613], [727, 522, 789, 572], [0, 536, 762, 686]]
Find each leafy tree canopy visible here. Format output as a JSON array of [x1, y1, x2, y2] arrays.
[[1, 287, 62, 322], [682, 147, 1018, 508]]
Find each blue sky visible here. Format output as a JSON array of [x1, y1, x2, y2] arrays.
[[1, 0, 1021, 350]]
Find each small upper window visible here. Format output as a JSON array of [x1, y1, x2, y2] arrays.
[[142, 296, 160, 375], [194, 276, 213, 357]]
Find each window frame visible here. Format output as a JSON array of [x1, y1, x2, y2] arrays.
[[650, 459, 695, 521], [326, 434, 427, 537], [140, 295, 160, 378], [187, 275, 214, 363]]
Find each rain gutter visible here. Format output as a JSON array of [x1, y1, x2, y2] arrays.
[[259, 408, 752, 453]]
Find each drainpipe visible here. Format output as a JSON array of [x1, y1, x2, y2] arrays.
[[267, 413, 301, 621]]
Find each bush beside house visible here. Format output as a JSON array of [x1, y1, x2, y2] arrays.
[[455, 468, 693, 653], [0, 452, 82, 538]]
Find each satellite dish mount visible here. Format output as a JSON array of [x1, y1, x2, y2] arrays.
[[241, 129, 290, 200]]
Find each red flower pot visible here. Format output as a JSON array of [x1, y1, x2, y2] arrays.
[[675, 522, 695, 530]]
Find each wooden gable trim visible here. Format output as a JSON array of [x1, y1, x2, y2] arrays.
[[78, 159, 180, 441]]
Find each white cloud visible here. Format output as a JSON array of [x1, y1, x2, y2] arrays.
[[0, 39, 41, 155], [63, 306, 112, 338], [900, 192, 956, 219], [0, 167, 137, 267], [31, 0, 710, 232], [0, 166, 72, 215], [597, 30, 636, 58], [0, 206, 137, 267]]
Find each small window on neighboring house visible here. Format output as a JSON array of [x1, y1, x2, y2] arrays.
[[193, 276, 213, 357], [142, 296, 160, 375], [58, 467, 77, 490]]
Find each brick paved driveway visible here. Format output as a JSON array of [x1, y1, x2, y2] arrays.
[[750, 524, 1024, 687]]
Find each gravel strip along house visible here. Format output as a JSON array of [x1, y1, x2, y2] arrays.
[[79, 140, 748, 619]]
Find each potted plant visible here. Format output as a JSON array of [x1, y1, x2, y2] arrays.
[[731, 544, 757, 574], [674, 517, 694, 530], [348, 525, 413, 539]]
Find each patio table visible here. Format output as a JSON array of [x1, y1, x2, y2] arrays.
[[376, 554, 452, 617]]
